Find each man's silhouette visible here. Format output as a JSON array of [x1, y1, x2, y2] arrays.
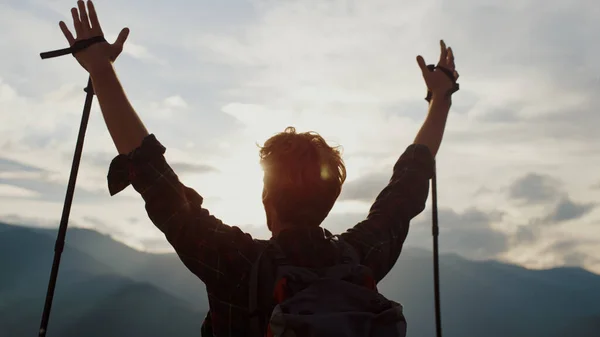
[[59, 1, 459, 336]]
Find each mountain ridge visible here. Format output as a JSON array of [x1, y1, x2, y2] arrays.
[[1, 221, 599, 337]]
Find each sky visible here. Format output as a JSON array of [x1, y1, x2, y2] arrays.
[[1, 0, 599, 274]]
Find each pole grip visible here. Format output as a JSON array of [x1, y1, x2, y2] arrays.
[[40, 36, 107, 59]]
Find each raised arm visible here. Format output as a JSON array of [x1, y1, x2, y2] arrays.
[[59, 0, 147, 154], [58, 1, 258, 291], [88, 64, 149, 154], [413, 40, 459, 157], [341, 40, 459, 282]]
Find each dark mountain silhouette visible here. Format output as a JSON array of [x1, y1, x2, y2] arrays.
[[1, 221, 599, 337], [0, 223, 114, 305], [31, 224, 209, 309], [60, 282, 201, 337], [0, 222, 204, 337], [383, 250, 600, 337]]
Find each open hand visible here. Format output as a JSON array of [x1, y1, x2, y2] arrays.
[[417, 40, 459, 95], [59, 0, 129, 72]]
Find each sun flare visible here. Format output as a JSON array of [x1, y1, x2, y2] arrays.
[[186, 144, 267, 228]]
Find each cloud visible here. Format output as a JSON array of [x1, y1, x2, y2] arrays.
[[324, 206, 508, 260], [170, 162, 219, 175], [2, 0, 600, 275], [0, 157, 95, 201], [508, 172, 596, 248], [475, 104, 521, 123], [440, 227, 509, 260], [507, 194, 597, 272], [82, 216, 106, 228], [507, 172, 596, 227], [0, 157, 45, 173], [512, 225, 537, 246], [0, 174, 113, 203], [543, 239, 584, 257], [434, 208, 505, 228], [139, 237, 172, 251], [473, 186, 494, 197], [508, 173, 563, 204], [408, 207, 509, 259], [146, 95, 191, 120], [540, 197, 595, 224], [322, 212, 366, 234], [0, 184, 40, 198], [80, 152, 116, 170], [79, 215, 138, 241], [539, 238, 600, 267], [338, 172, 388, 202], [0, 213, 59, 229], [516, 196, 596, 232], [562, 252, 590, 267], [163, 95, 188, 109], [122, 41, 168, 66]]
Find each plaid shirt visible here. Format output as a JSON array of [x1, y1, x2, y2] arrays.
[[107, 134, 434, 337]]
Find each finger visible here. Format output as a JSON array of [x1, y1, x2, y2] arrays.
[[114, 27, 130, 46], [438, 39, 448, 65], [447, 47, 454, 61], [77, 0, 91, 33], [447, 46, 455, 69], [87, 0, 103, 34], [71, 7, 83, 37], [59, 21, 76, 45], [416, 55, 428, 75]]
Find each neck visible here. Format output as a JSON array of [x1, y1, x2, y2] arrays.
[[270, 222, 288, 237], [270, 224, 327, 238]]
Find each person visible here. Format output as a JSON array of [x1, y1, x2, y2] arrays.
[[58, 1, 459, 336]]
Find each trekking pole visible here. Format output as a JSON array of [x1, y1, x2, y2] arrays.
[[37, 40, 99, 337], [431, 160, 442, 337]]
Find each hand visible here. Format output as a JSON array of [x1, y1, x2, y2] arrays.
[[417, 40, 459, 95], [59, 0, 129, 73]]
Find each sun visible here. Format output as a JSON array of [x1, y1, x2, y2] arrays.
[[187, 144, 268, 228]]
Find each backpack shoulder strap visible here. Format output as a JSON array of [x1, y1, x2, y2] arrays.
[[267, 237, 289, 263], [248, 239, 288, 336], [248, 243, 266, 336], [330, 235, 361, 265]]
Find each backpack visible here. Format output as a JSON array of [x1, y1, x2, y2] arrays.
[[248, 234, 407, 337]]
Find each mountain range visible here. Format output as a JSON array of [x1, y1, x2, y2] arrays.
[[1, 221, 599, 337]]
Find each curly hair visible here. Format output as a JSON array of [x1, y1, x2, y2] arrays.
[[259, 127, 346, 228]]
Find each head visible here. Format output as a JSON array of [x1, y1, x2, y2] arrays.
[[259, 127, 346, 235]]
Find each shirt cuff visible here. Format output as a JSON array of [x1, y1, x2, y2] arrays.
[[107, 134, 166, 196]]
